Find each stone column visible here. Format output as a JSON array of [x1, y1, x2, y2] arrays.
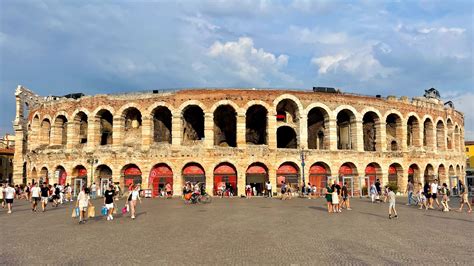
[[173, 171, 182, 196], [141, 115, 152, 151], [379, 122, 387, 152], [112, 117, 123, 149], [171, 114, 182, 147], [236, 113, 246, 148], [66, 121, 76, 151], [204, 113, 214, 148], [299, 114, 308, 149], [374, 121, 383, 151], [268, 111, 277, 149], [400, 121, 408, 152], [13, 127, 25, 184], [328, 118, 337, 150], [268, 167, 277, 196], [354, 120, 364, 152], [237, 169, 246, 196], [86, 118, 98, 152]]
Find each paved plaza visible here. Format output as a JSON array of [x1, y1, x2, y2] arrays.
[[0, 196, 472, 265]]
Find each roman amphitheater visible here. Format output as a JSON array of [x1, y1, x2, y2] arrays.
[[12, 86, 466, 197]]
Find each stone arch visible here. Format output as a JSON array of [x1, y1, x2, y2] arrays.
[[362, 111, 380, 151], [182, 104, 205, 145], [305, 102, 333, 119], [91, 105, 115, 118], [437, 164, 448, 185], [335, 108, 357, 150], [149, 163, 174, 197], [275, 97, 301, 148], [246, 104, 268, 145], [117, 103, 142, 118], [53, 114, 68, 146], [276, 161, 300, 190], [40, 166, 49, 184], [95, 109, 114, 145], [31, 114, 41, 144], [147, 102, 176, 117], [272, 94, 304, 114], [213, 162, 238, 196], [210, 100, 241, 114], [422, 116, 435, 148], [53, 165, 67, 185], [388, 163, 403, 191], [121, 164, 143, 191], [365, 162, 383, 190], [435, 118, 446, 151], [246, 162, 269, 195], [424, 164, 435, 184], [408, 164, 421, 189], [121, 106, 143, 146], [406, 114, 421, 148], [151, 105, 172, 144], [178, 100, 207, 114], [308, 161, 331, 193], [454, 124, 460, 151], [182, 162, 206, 187], [277, 126, 297, 148], [71, 108, 91, 119], [40, 118, 51, 146], [213, 104, 237, 147], [72, 111, 89, 145], [307, 106, 330, 150], [95, 164, 113, 185], [385, 112, 403, 151]]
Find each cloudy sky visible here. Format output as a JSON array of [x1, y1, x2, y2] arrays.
[[0, 0, 473, 139]]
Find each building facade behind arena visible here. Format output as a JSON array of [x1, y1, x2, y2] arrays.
[[12, 86, 466, 196]]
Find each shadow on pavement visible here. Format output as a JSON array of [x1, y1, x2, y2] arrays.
[[424, 214, 473, 223], [308, 206, 328, 212]]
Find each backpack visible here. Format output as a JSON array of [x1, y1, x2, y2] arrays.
[[446, 188, 451, 197]]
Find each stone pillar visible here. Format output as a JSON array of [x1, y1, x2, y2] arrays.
[[204, 113, 214, 148], [237, 169, 246, 197], [171, 114, 182, 147], [236, 113, 246, 148], [86, 118, 98, 151], [13, 128, 25, 185], [400, 121, 408, 152], [268, 167, 277, 196], [354, 120, 364, 152], [50, 124, 62, 146], [399, 171, 408, 195], [206, 165, 214, 196], [66, 121, 76, 151], [375, 121, 383, 151], [299, 114, 308, 149], [112, 117, 123, 149], [379, 122, 387, 152], [268, 111, 277, 149], [328, 118, 337, 150], [141, 115, 152, 151], [173, 171, 182, 196]]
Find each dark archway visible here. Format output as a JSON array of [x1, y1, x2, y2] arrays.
[[246, 105, 267, 145], [182, 106, 204, 145], [152, 107, 172, 143], [214, 105, 237, 147], [96, 110, 113, 145], [307, 107, 329, 150], [277, 126, 297, 148], [337, 109, 356, 150], [362, 111, 379, 151]]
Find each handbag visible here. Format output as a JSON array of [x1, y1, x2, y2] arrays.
[[72, 207, 79, 218], [101, 206, 108, 216], [88, 206, 95, 218], [121, 206, 128, 214]]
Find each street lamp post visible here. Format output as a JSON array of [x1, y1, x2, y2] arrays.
[[86, 157, 98, 187], [300, 149, 306, 195]]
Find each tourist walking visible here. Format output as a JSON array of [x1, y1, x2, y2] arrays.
[[103, 184, 115, 221], [30, 183, 41, 212], [0, 183, 4, 209], [325, 184, 333, 213], [246, 184, 252, 198], [440, 183, 450, 212], [165, 182, 172, 199], [341, 182, 352, 210], [457, 180, 472, 213], [331, 186, 340, 213], [423, 181, 432, 208], [129, 185, 141, 219], [430, 179, 440, 209], [76, 186, 91, 224], [370, 183, 377, 203], [90, 183, 97, 200], [331, 180, 341, 209], [375, 179, 381, 200], [405, 180, 414, 205], [266, 181, 272, 198], [417, 183, 428, 210], [4, 183, 16, 214], [40, 183, 50, 212], [388, 187, 398, 219]]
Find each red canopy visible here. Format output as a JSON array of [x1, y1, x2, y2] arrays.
[[150, 164, 173, 177], [277, 164, 298, 175], [365, 165, 377, 175], [124, 166, 142, 176], [183, 164, 205, 175], [309, 164, 327, 175], [246, 165, 267, 174], [339, 165, 353, 175], [214, 164, 236, 175]]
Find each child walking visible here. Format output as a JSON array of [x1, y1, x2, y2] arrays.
[[388, 187, 398, 219]]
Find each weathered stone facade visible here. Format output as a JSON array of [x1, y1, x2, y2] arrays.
[[13, 86, 466, 196]]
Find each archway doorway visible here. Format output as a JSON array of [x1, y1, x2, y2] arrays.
[[246, 163, 269, 196], [213, 163, 237, 196], [96, 165, 113, 196], [277, 162, 300, 193], [55, 166, 67, 186], [150, 164, 173, 197], [122, 164, 142, 191], [339, 163, 358, 197], [182, 163, 206, 192], [72, 165, 87, 197], [309, 162, 331, 196]]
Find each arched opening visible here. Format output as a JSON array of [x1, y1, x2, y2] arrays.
[[407, 116, 420, 148], [213, 163, 237, 196], [337, 109, 356, 150], [277, 126, 297, 148], [408, 164, 421, 190], [182, 163, 206, 189], [307, 107, 329, 150], [182, 105, 204, 145], [454, 126, 460, 151], [423, 118, 434, 148], [362, 111, 379, 151], [96, 110, 113, 145], [96, 164, 113, 196], [122, 107, 142, 146], [72, 165, 87, 197], [388, 163, 403, 192], [122, 164, 142, 191], [152, 106, 172, 144], [54, 115, 68, 146], [31, 115, 40, 144], [55, 165, 67, 186], [149, 163, 173, 197], [365, 163, 382, 196], [40, 119, 51, 146], [40, 167, 49, 185], [436, 120, 446, 151], [438, 164, 447, 185], [277, 162, 300, 192], [446, 119, 453, 150], [246, 163, 269, 196], [74, 112, 88, 144], [386, 114, 402, 151], [31, 167, 38, 184], [246, 105, 267, 145], [276, 99, 300, 147], [424, 164, 435, 184], [456, 165, 461, 177], [309, 162, 331, 195], [214, 105, 237, 147], [339, 162, 358, 196]]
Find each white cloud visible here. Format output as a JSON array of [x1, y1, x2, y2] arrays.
[[289, 26, 348, 45], [311, 44, 398, 81], [448, 92, 474, 140], [207, 37, 295, 86]]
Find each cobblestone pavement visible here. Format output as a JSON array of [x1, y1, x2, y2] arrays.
[[0, 196, 472, 265]]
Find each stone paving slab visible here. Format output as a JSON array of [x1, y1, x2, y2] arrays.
[[0, 196, 472, 265]]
